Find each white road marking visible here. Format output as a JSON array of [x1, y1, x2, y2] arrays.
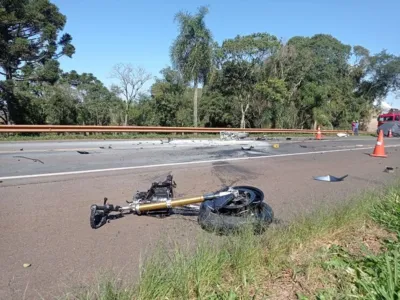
[[1, 144, 399, 181]]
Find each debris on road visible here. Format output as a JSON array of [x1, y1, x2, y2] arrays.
[[337, 133, 349, 137], [384, 167, 395, 173], [77, 151, 90, 154], [108, 145, 112, 149], [313, 174, 348, 182], [300, 145, 308, 148], [273, 144, 279, 149], [23, 263, 31, 268], [160, 138, 172, 144], [13, 156, 44, 164], [89, 174, 274, 234], [20, 148, 23, 151], [286, 137, 292, 140], [99, 147, 105, 149], [220, 131, 249, 140], [241, 145, 254, 150]]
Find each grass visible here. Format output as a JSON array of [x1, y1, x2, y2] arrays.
[[313, 187, 400, 299], [0, 131, 374, 142], [62, 183, 400, 300]]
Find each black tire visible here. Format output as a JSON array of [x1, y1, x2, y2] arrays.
[[198, 201, 274, 235]]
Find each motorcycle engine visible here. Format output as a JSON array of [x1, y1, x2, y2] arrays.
[[131, 175, 176, 217]]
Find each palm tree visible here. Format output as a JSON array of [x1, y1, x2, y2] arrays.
[[170, 6, 213, 127]]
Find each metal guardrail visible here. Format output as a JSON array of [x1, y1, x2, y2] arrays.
[[0, 125, 355, 134]]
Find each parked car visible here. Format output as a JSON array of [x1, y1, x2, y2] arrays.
[[377, 121, 400, 137]]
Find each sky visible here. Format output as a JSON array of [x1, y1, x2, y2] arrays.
[[53, 0, 400, 107]]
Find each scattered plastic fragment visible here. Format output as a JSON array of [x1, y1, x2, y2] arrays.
[[241, 145, 254, 150], [337, 133, 349, 137], [384, 167, 394, 173], [313, 174, 348, 182], [273, 144, 279, 149], [23, 263, 31, 268], [77, 151, 90, 154]]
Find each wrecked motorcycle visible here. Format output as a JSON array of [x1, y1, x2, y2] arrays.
[[89, 175, 274, 234]]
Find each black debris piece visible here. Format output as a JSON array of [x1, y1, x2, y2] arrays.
[[77, 151, 90, 154], [286, 138, 292, 140], [100, 147, 105, 149], [13, 156, 44, 164], [384, 167, 394, 173], [299, 145, 307, 148], [241, 145, 254, 151], [109, 145, 112, 149]]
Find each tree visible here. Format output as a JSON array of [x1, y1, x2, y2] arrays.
[[60, 71, 124, 125], [170, 6, 213, 127], [254, 78, 289, 128], [149, 67, 192, 126], [216, 33, 280, 128], [109, 63, 151, 126], [0, 0, 75, 124], [220, 61, 257, 128], [220, 33, 280, 64]]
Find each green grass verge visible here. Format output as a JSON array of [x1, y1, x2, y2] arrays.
[[313, 186, 400, 299], [0, 131, 374, 142], [62, 183, 399, 300]]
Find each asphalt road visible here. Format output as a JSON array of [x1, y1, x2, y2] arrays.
[[1, 136, 400, 299], [0, 136, 397, 179]]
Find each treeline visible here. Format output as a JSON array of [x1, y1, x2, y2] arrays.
[[1, 3, 399, 129]]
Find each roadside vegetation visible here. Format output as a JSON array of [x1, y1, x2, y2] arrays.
[[1, 2, 400, 132], [63, 181, 400, 299]]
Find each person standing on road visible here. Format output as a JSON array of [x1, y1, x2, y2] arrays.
[[354, 120, 359, 136], [352, 121, 356, 135]]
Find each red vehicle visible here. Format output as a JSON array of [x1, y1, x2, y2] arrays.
[[377, 108, 400, 127]]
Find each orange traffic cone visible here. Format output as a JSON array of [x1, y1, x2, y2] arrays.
[[315, 126, 322, 140], [388, 129, 393, 138], [370, 130, 387, 158]]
